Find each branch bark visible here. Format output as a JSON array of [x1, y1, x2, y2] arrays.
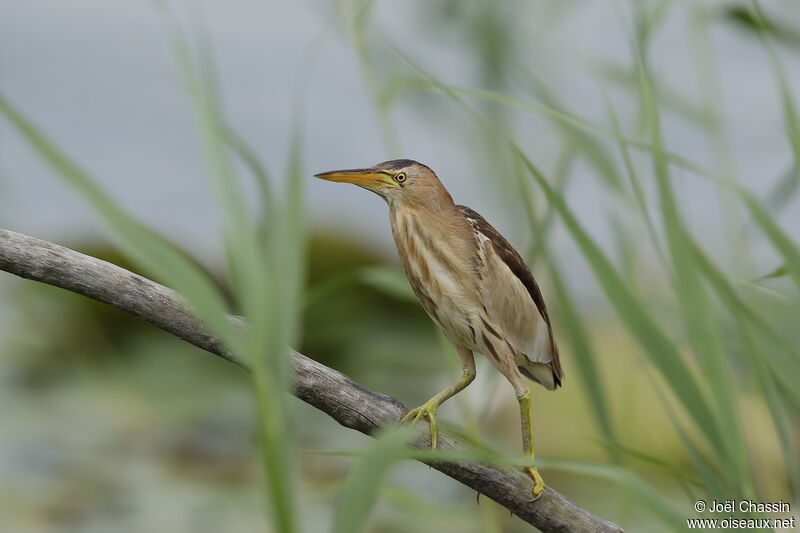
[[0, 228, 622, 533]]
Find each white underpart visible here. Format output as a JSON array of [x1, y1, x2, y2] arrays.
[[400, 213, 478, 347]]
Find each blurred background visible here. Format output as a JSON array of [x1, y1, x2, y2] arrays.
[[1, 0, 799, 531]]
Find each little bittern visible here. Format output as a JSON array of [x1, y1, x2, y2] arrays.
[[315, 159, 563, 499]]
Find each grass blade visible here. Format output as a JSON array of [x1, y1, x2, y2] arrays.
[[404, 76, 717, 181], [333, 427, 411, 533], [540, 459, 684, 531], [157, 7, 306, 530], [739, 189, 800, 290], [0, 92, 238, 354], [547, 259, 617, 449], [749, 1, 800, 191], [513, 148, 723, 456], [634, 48, 750, 495]]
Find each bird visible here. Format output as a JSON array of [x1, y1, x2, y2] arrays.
[[314, 159, 563, 499]]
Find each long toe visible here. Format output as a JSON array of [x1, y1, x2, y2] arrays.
[[427, 411, 438, 449], [400, 406, 425, 424], [401, 403, 438, 448], [527, 468, 545, 501]]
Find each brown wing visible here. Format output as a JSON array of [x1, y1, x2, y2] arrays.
[[458, 205, 563, 386]]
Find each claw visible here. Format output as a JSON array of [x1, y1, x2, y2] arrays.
[[526, 467, 545, 501], [400, 401, 439, 448]]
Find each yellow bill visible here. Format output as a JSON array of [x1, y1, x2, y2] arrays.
[[313, 168, 398, 189]]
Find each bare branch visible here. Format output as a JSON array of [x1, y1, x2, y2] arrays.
[[0, 228, 623, 533]]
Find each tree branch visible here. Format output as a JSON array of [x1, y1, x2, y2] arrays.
[[0, 228, 622, 533]]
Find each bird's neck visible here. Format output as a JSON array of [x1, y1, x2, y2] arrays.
[[388, 202, 475, 266], [389, 200, 460, 230]]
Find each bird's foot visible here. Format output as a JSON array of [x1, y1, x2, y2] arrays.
[[525, 466, 545, 501], [401, 400, 440, 449]]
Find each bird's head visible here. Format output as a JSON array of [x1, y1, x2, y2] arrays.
[[314, 159, 453, 208]]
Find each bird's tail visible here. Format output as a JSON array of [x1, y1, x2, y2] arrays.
[[518, 360, 561, 391]]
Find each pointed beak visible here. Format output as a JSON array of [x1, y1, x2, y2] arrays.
[[313, 168, 398, 190]]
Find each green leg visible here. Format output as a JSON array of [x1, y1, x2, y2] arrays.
[[518, 389, 545, 499], [401, 369, 475, 448]]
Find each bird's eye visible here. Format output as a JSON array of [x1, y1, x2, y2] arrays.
[[395, 172, 407, 183]]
